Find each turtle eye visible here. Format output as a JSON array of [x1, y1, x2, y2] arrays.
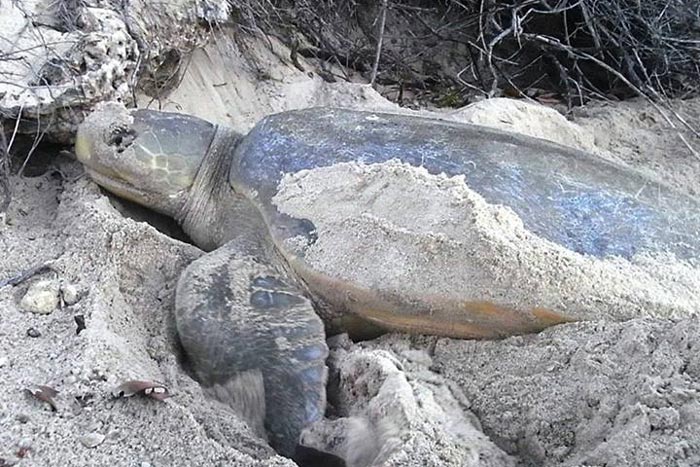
[[107, 126, 137, 153]]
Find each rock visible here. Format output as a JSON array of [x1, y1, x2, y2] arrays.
[[79, 432, 106, 448], [60, 283, 80, 306], [20, 280, 60, 314], [18, 437, 32, 450], [0, 0, 213, 141]]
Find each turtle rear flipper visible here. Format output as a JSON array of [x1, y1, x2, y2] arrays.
[[175, 239, 328, 456], [204, 368, 267, 438]]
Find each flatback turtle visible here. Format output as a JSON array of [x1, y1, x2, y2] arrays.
[[75, 103, 700, 456]]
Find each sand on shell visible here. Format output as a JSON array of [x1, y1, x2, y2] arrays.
[[273, 159, 700, 327]]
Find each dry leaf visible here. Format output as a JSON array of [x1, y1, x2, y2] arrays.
[[112, 380, 170, 401], [535, 94, 563, 105], [25, 385, 58, 411]]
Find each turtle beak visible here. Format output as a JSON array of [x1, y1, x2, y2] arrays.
[[74, 132, 92, 164], [76, 127, 156, 208], [75, 103, 167, 211]]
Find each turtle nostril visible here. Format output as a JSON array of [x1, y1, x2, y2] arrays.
[[108, 126, 137, 151]]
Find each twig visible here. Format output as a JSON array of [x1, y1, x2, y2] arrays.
[[523, 32, 700, 159], [370, 0, 388, 88], [0, 108, 24, 214], [0, 261, 54, 288], [6, 105, 23, 156], [0, 124, 10, 214], [0, 176, 8, 214], [18, 111, 54, 177]]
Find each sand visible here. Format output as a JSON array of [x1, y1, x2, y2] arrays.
[[2, 25, 700, 467], [273, 159, 699, 325], [0, 167, 294, 466], [432, 317, 700, 466]]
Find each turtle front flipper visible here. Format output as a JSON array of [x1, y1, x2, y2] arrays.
[[175, 239, 328, 457]]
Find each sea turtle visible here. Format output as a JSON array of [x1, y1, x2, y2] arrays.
[[75, 102, 700, 457]]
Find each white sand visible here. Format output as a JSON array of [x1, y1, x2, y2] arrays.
[[273, 159, 700, 325]]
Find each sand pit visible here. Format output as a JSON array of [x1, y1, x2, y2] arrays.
[[0, 169, 295, 466]]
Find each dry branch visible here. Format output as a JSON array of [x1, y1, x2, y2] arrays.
[[229, 1, 700, 104], [370, 0, 389, 88]]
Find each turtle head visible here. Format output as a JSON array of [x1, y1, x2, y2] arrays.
[[75, 102, 216, 217]]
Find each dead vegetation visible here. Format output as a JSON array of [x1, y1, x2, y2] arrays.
[[0, 123, 10, 215], [229, 0, 700, 106], [225, 0, 700, 156]]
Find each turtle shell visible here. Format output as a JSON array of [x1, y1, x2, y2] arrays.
[[227, 108, 700, 337]]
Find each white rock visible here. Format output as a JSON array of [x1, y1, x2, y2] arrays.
[[20, 280, 60, 314], [79, 432, 105, 448], [60, 283, 80, 305], [18, 437, 32, 449]]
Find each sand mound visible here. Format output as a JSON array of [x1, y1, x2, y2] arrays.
[[274, 160, 700, 325]]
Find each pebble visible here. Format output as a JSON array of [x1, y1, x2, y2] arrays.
[[20, 280, 60, 314], [79, 432, 105, 448], [18, 437, 32, 449], [0, 356, 8, 368], [26, 327, 41, 338], [60, 283, 80, 306], [74, 314, 86, 334]]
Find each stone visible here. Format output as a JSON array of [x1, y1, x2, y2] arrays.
[[60, 283, 80, 306], [79, 432, 106, 448], [20, 280, 60, 314]]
